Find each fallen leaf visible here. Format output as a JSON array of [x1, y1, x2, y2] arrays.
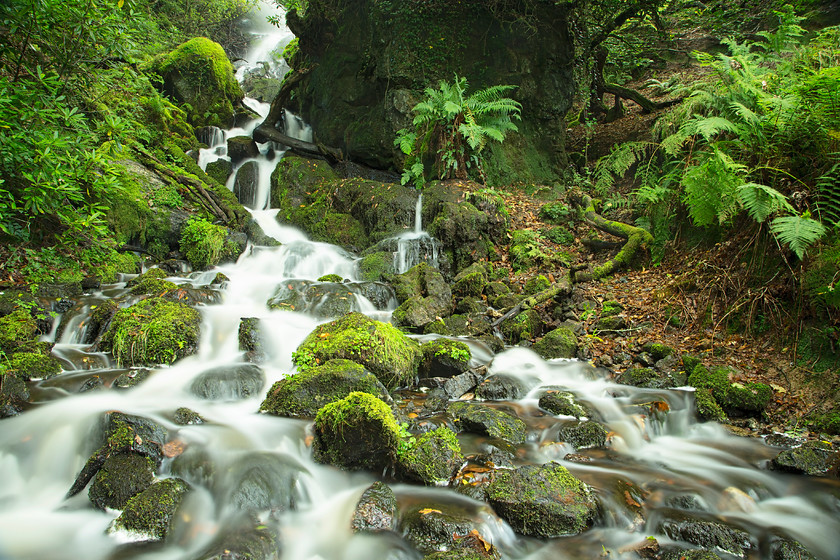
[[419, 508, 441, 515]]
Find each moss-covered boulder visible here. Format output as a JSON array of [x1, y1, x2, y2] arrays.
[[189, 363, 265, 401], [293, 312, 422, 389], [399, 503, 481, 555], [539, 390, 589, 418], [357, 251, 396, 282], [618, 367, 675, 389], [100, 297, 201, 366], [227, 135, 260, 163], [485, 462, 597, 537], [524, 275, 551, 295], [500, 309, 543, 345], [205, 158, 233, 186], [533, 327, 577, 359], [419, 338, 471, 378], [330, 178, 422, 242], [6, 352, 62, 380], [558, 420, 608, 449], [110, 478, 190, 541], [451, 263, 489, 298], [127, 268, 178, 296], [148, 37, 243, 128], [694, 387, 728, 423], [397, 426, 464, 485], [392, 263, 453, 330], [179, 217, 244, 270], [770, 440, 840, 477], [233, 160, 260, 208], [658, 514, 754, 558], [312, 391, 403, 470], [351, 481, 398, 533], [688, 366, 772, 416], [260, 359, 392, 418], [89, 452, 156, 511], [0, 308, 38, 354], [447, 401, 527, 444]]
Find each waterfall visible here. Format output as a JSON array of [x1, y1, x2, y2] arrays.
[[393, 192, 440, 274]]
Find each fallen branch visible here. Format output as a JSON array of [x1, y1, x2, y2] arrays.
[[491, 278, 573, 328], [253, 124, 343, 162]]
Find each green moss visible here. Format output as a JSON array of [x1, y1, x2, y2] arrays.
[[808, 411, 840, 435], [533, 327, 577, 359], [358, 251, 394, 282], [601, 300, 623, 317], [259, 359, 391, 418], [129, 277, 177, 296], [112, 478, 190, 540], [500, 309, 542, 344], [694, 387, 728, 422], [422, 338, 471, 364], [0, 309, 38, 353], [6, 352, 62, 380], [688, 365, 771, 415], [180, 217, 239, 269], [643, 342, 674, 361], [682, 355, 702, 375], [101, 297, 201, 366], [317, 274, 344, 282], [447, 401, 527, 444], [541, 226, 574, 245], [293, 312, 422, 389], [397, 426, 463, 485], [524, 275, 551, 295]]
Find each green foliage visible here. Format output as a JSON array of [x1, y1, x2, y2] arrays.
[[539, 201, 572, 224], [395, 75, 521, 188], [179, 217, 229, 269]]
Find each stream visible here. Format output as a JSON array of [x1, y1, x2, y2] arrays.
[[1, 5, 839, 560]]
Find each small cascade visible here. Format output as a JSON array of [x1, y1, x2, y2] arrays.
[[392, 193, 441, 273]]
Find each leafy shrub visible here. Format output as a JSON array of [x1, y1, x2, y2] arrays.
[[539, 201, 571, 224], [542, 226, 575, 245]]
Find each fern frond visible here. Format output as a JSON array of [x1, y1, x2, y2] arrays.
[[737, 182, 794, 223], [770, 215, 826, 259], [684, 115, 740, 142], [815, 161, 840, 226]]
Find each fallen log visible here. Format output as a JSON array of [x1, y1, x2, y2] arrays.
[[253, 124, 343, 162], [491, 278, 573, 328]]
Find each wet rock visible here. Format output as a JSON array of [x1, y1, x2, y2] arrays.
[[688, 365, 772, 417], [595, 315, 628, 332], [303, 282, 362, 318], [500, 309, 542, 345], [5, 352, 62, 380], [260, 359, 392, 418], [442, 370, 484, 399], [423, 388, 451, 412], [189, 363, 265, 401], [109, 478, 190, 541], [227, 135, 260, 163], [267, 279, 311, 311], [0, 374, 30, 403], [313, 391, 402, 471], [665, 494, 708, 512], [195, 519, 279, 560], [399, 503, 478, 555], [100, 297, 201, 366], [293, 312, 422, 390], [532, 326, 578, 359], [113, 368, 153, 390], [238, 317, 266, 363], [771, 538, 819, 560], [205, 158, 233, 186], [474, 374, 528, 401], [420, 339, 471, 379], [485, 462, 597, 537], [89, 452, 155, 510], [233, 160, 260, 208], [538, 390, 588, 418], [447, 402, 526, 444], [423, 531, 501, 559], [173, 407, 205, 425], [351, 481, 398, 533], [618, 366, 675, 389], [770, 440, 840, 477], [693, 387, 727, 423], [170, 447, 215, 487], [451, 262, 489, 298], [392, 263, 454, 330], [659, 514, 754, 557], [424, 314, 493, 339], [221, 452, 303, 513], [126, 268, 177, 296], [557, 420, 608, 449], [79, 375, 104, 392], [357, 251, 396, 282], [397, 427, 464, 485], [658, 546, 724, 560]]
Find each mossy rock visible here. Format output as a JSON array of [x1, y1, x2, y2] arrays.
[[419, 338, 471, 378], [179, 218, 243, 270], [391, 263, 453, 330], [659, 514, 754, 558], [100, 297, 201, 366], [397, 426, 464, 485], [693, 387, 728, 423], [227, 135, 260, 163], [601, 300, 624, 317], [89, 452, 155, 511], [127, 268, 178, 296], [484, 281, 510, 299], [447, 401, 526, 444], [205, 158, 233, 186], [148, 37, 243, 128], [485, 462, 597, 537], [220, 451, 303, 513], [642, 342, 675, 361], [500, 309, 543, 345], [351, 481, 398, 533], [399, 503, 479, 555], [189, 363, 265, 401], [110, 478, 190, 541], [475, 374, 529, 401], [770, 440, 840, 476], [357, 251, 395, 282], [524, 275, 551, 295], [539, 390, 588, 418], [557, 420, 608, 449], [451, 262, 489, 298], [618, 367, 674, 389], [294, 312, 421, 389], [0, 308, 38, 354], [6, 352, 62, 380], [533, 327, 577, 359], [312, 391, 402, 471], [260, 359, 392, 418], [194, 520, 278, 560], [688, 366, 772, 416]]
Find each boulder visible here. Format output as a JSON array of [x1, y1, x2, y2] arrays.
[[391, 263, 453, 330], [205, 158, 233, 186], [557, 420, 608, 449], [399, 503, 481, 555], [89, 452, 155, 510], [447, 402, 526, 444], [189, 363, 265, 401], [194, 520, 278, 560], [618, 366, 675, 389], [227, 135, 260, 163], [312, 391, 402, 470], [485, 462, 597, 537], [419, 338, 471, 378], [451, 263, 489, 298], [148, 37, 243, 128], [474, 374, 528, 401], [499, 309, 542, 345], [538, 390, 589, 418], [770, 441, 840, 477], [100, 297, 201, 366], [397, 426, 464, 485], [239, 317, 267, 363], [220, 452, 303, 513], [259, 359, 392, 418], [293, 312, 422, 390], [532, 327, 577, 359], [351, 481, 398, 533], [688, 366, 772, 416], [233, 160, 260, 208], [109, 478, 190, 541], [658, 514, 754, 558], [127, 268, 177, 296], [5, 352, 62, 380]]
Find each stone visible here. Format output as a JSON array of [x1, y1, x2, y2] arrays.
[[474, 374, 528, 401], [189, 363, 265, 401], [447, 402, 527, 444], [227, 135, 260, 163], [110, 478, 190, 541], [770, 440, 840, 477], [419, 338, 471, 378], [351, 481, 398, 533], [89, 453, 155, 510], [391, 263, 453, 330], [538, 390, 588, 418], [557, 420, 608, 449], [533, 326, 578, 359], [397, 427, 464, 485]]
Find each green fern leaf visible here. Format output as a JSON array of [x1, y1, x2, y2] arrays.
[[770, 215, 826, 259], [737, 182, 794, 223]]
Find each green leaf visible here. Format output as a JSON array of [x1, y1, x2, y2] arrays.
[[770, 215, 826, 259]]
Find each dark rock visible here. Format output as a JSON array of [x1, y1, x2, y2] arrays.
[[618, 366, 675, 389], [79, 375, 104, 392], [110, 478, 190, 541], [455, 296, 487, 315], [658, 546, 724, 560], [770, 440, 840, 477], [397, 427, 464, 485], [239, 317, 267, 363], [771, 538, 819, 560], [447, 402, 526, 444], [233, 160, 260, 208], [451, 263, 489, 298], [220, 452, 303, 513], [113, 368, 152, 390], [595, 315, 628, 332], [227, 135, 260, 163], [1, 374, 30, 402], [189, 363, 265, 401], [312, 392, 401, 470], [173, 407, 205, 425], [260, 359, 392, 418], [474, 374, 527, 401], [419, 338, 471, 379], [423, 532, 501, 559], [557, 420, 608, 449], [485, 462, 597, 537], [351, 481, 398, 533], [392, 263, 453, 330], [538, 390, 588, 418], [423, 388, 451, 412], [532, 326, 577, 359], [205, 158, 233, 186], [659, 514, 753, 557], [194, 519, 278, 560], [89, 452, 155, 510], [243, 218, 280, 247], [399, 503, 478, 555], [643, 342, 675, 361], [500, 309, 542, 345]]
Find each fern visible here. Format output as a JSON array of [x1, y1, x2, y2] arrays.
[[593, 141, 652, 194], [681, 148, 744, 226], [814, 161, 840, 227], [737, 182, 794, 223], [770, 214, 826, 259]]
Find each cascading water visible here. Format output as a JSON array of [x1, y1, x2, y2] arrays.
[[1, 7, 839, 560], [393, 194, 441, 274]]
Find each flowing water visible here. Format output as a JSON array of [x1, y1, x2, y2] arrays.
[[1, 7, 839, 560]]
